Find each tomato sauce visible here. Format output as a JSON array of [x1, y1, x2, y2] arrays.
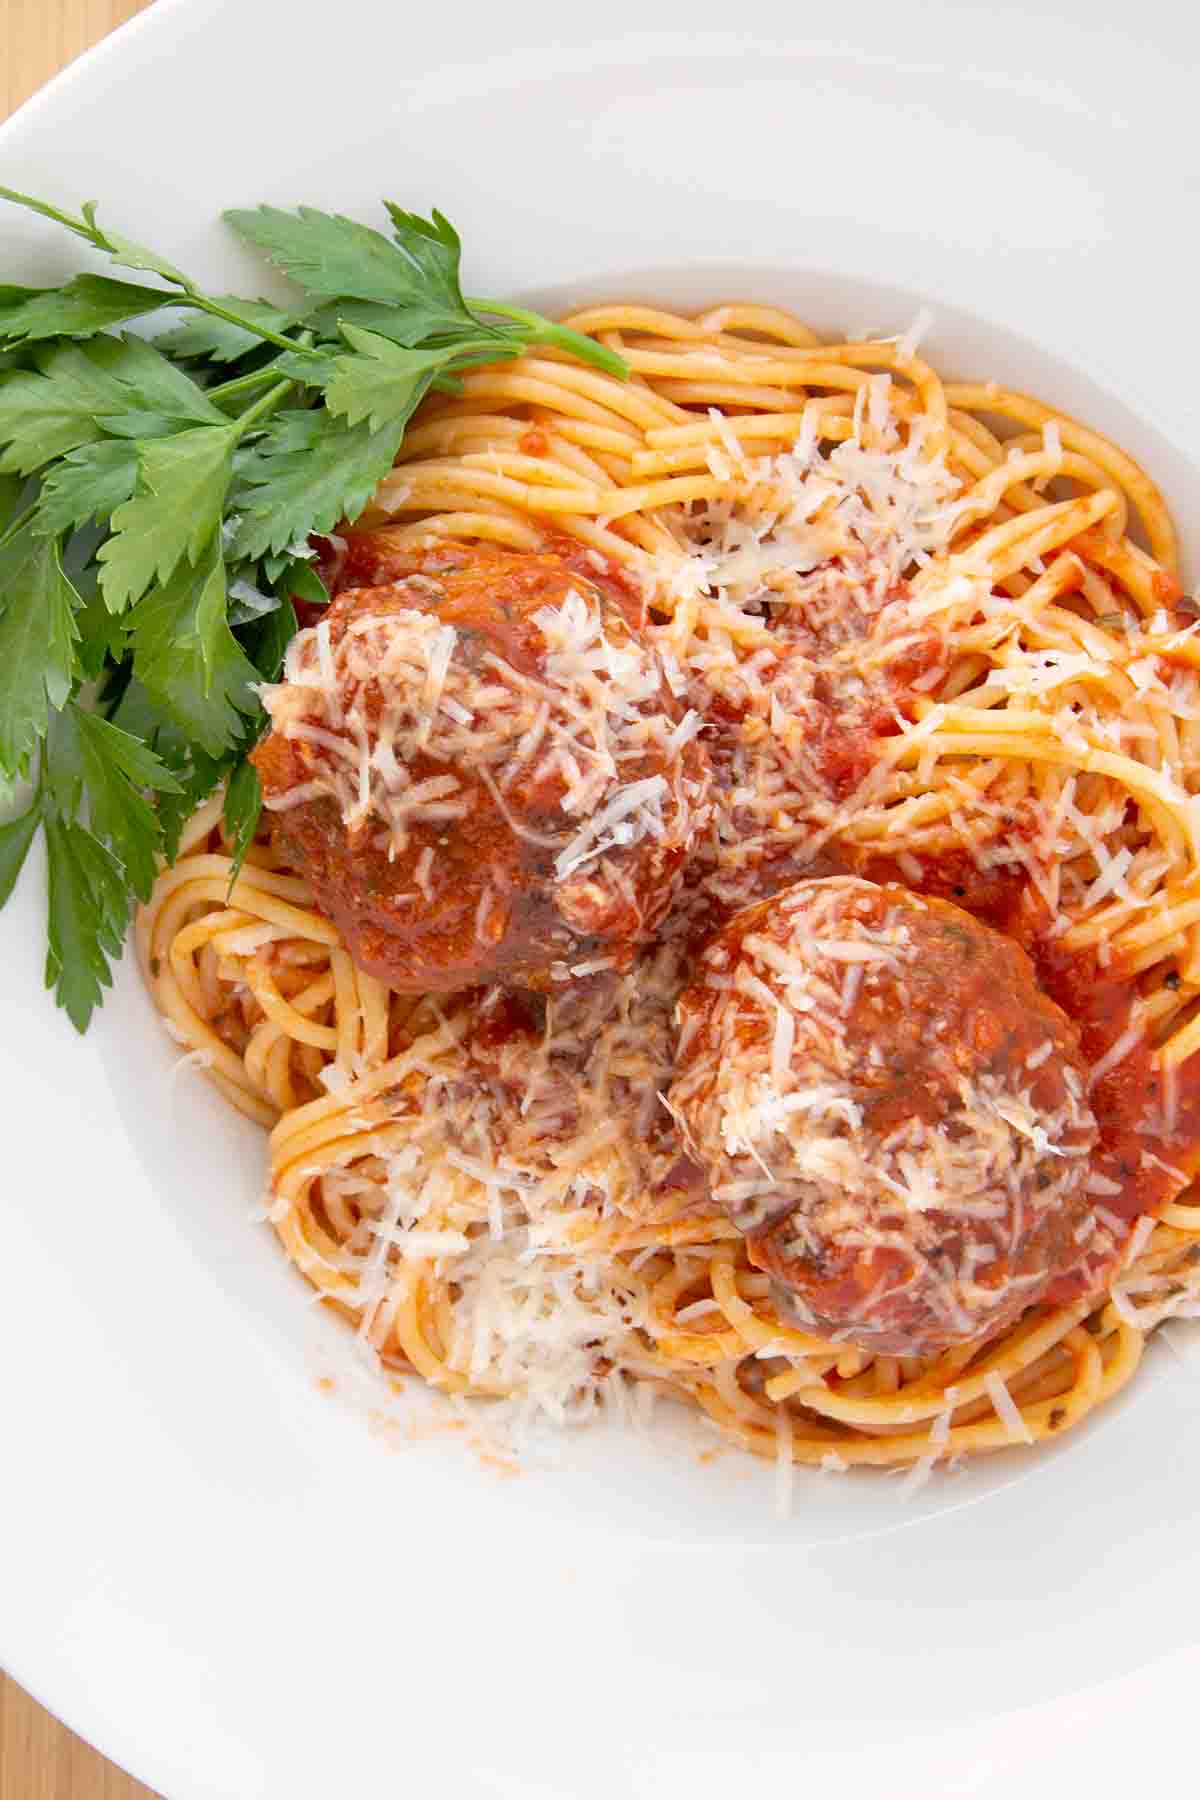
[[295, 524, 1200, 1234], [855, 849, 1200, 1226], [1034, 938, 1200, 1224], [309, 527, 649, 634]]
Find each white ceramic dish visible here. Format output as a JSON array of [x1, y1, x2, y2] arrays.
[[3, 1, 1199, 1794]]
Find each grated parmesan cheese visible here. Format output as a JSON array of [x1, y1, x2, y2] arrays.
[[983, 1370, 1034, 1443]]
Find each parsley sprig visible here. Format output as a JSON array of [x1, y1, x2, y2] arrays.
[[0, 190, 628, 1028]]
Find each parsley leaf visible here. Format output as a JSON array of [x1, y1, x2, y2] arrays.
[[322, 327, 468, 431], [34, 439, 140, 537], [0, 341, 137, 473], [42, 701, 85, 818], [226, 573, 279, 627], [270, 557, 327, 609], [244, 593, 298, 681], [0, 526, 79, 778], [0, 275, 178, 345], [103, 679, 210, 862], [249, 323, 500, 450], [0, 470, 23, 531], [1, 191, 315, 360], [85, 335, 228, 427], [223, 755, 262, 885], [111, 684, 261, 868], [128, 542, 259, 756], [382, 204, 468, 314], [0, 803, 38, 908], [42, 806, 128, 1032], [386, 202, 627, 377], [0, 337, 224, 476], [0, 187, 183, 287], [224, 204, 473, 320], [155, 299, 303, 364], [155, 743, 228, 862], [71, 565, 128, 682], [227, 407, 406, 560], [72, 704, 181, 901], [99, 424, 238, 611], [98, 410, 195, 441], [75, 199, 191, 288], [301, 298, 457, 351]]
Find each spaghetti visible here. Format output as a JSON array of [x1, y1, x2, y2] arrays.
[[139, 302, 1200, 1480]]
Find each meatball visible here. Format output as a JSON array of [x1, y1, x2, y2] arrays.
[[253, 542, 711, 993], [668, 877, 1102, 1356]]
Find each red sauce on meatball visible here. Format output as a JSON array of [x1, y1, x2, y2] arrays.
[[848, 849, 1200, 1233], [669, 877, 1107, 1356]]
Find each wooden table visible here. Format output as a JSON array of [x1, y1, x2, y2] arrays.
[[1, 9, 159, 1796]]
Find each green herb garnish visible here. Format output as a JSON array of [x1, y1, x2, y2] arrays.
[[0, 190, 628, 1027]]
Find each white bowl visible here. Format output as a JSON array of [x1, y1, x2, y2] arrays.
[[3, 2, 1199, 1794]]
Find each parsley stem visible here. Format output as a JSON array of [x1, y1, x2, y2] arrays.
[[0, 188, 311, 358], [0, 187, 89, 243], [0, 500, 37, 553], [467, 298, 629, 380], [190, 297, 309, 357], [206, 366, 285, 408], [234, 376, 295, 436]]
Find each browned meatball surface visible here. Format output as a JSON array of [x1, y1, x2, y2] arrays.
[[253, 542, 711, 994], [668, 877, 1108, 1356]]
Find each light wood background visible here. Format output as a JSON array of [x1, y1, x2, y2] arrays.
[[2, 5, 160, 1788]]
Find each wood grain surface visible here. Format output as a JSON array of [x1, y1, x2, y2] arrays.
[[1, 8, 159, 1796]]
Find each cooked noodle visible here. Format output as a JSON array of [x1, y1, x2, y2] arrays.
[[139, 304, 1200, 1476]]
